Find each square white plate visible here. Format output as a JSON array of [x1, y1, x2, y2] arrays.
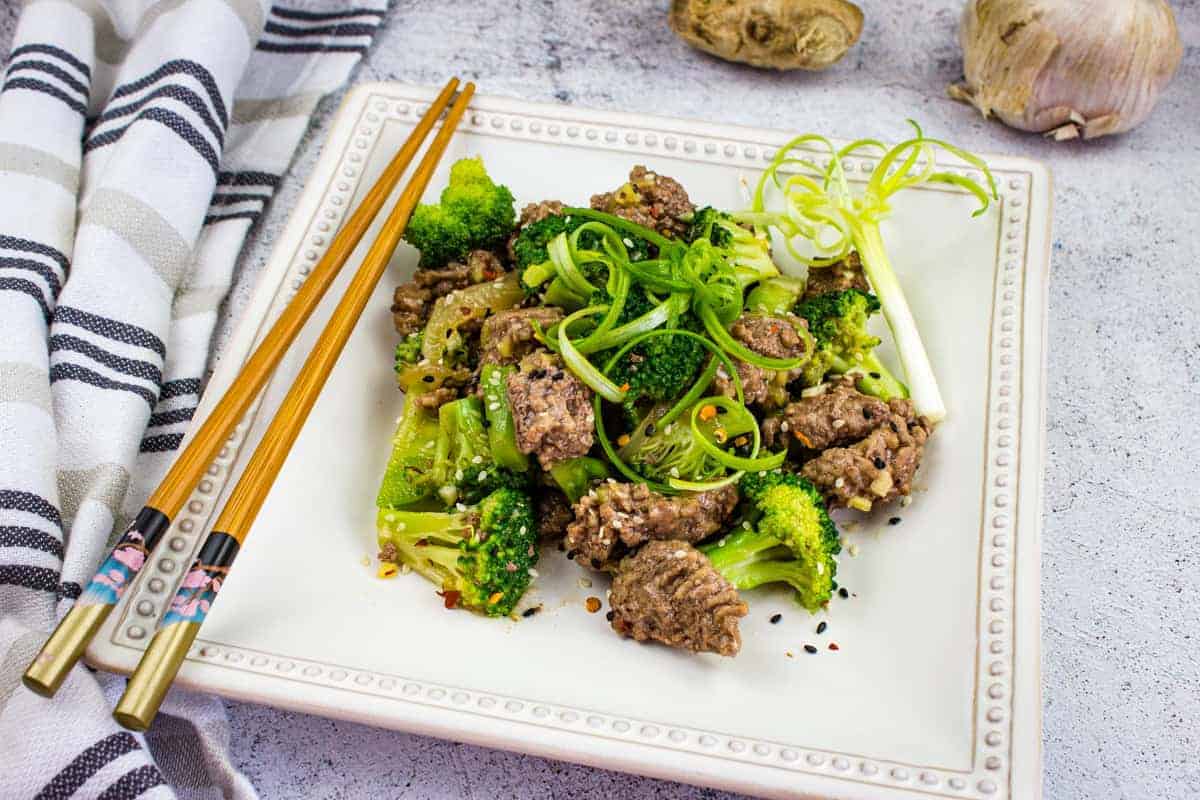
[[87, 83, 1050, 800]]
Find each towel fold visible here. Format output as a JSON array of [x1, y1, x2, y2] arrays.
[[0, 1, 385, 796]]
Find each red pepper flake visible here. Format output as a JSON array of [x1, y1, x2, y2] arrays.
[[828, 642, 840, 651], [619, 383, 630, 393], [415, 538, 429, 547], [585, 596, 602, 613], [437, 590, 461, 609]]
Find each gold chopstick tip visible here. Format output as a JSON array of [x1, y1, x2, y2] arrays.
[[23, 603, 113, 697], [113, 622, 201, 731]]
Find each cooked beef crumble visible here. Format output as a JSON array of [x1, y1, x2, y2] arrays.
[[712, 313, 811, 409], [590, 165, 695, 239], [609, 540, 747, 657], [534, 489, 574, 542], [506, 351, 594, 469], [480, 306, 564, 366], [802, 395, 931, 510], [565, 481, 739, 571], [769, 376, 891, 450], [391, 250, 506, 335], [802, 250, 870, 299]]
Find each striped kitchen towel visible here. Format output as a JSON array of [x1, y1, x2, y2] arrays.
[[0, 1, 386, 797]]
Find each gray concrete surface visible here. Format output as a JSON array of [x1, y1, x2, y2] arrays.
[[6, 1, 1199, 797]]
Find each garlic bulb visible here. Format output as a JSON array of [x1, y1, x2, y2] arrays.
[[949, 0, 1183, 140]]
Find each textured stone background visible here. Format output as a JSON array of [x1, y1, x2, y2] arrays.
[[6, 1, 1200, 797]]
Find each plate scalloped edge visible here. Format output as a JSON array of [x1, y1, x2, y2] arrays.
[[86, 82, 1049, 800]]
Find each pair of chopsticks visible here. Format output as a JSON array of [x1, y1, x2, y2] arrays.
[[24, 77, 475, 730]]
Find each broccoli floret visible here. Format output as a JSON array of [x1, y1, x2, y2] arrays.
[[700, 471, 840, 612], [599, 290, 707, 411], [619, 402, 755, 484], [516, 213, 654, 296], [377, 487, 538, 616], [796, 288, 908, 399], [434, 396, 529, 507], [403, 157, 515, 268], [394, 332, 424, 371], [376, 397, 441, 509], [686, 206, 778, 287]]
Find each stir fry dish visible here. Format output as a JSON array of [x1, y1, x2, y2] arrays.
[[375, 130, 996, 657]]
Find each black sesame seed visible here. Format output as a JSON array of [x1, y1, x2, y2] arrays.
[[770, 613, 782, 624], [605, 610, 615, 621], [566, 550, 576, 560], [551, 372, 564, 381], [869, 372, 881, 379], [804, 644, 818, 654], [644, 424, 656, 436], [422, 375, 435, 383], [888, 516, 901, 525], [838, 587, 849, 599], [862, 408, 873, 420], [873, 457, 886, 469], [816, 621, 827, 634], [522, 606, 541, 618], [591, 558, 602, 569]]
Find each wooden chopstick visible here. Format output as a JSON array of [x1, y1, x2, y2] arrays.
[[22, 78, 462, 699], [113, 82, 478, 732]]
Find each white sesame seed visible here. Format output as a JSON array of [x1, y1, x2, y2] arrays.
[[780, 421, 790, 432], [519, 526, 527, 535], [477, 470, 488, 482], [900, 495, 913, 508], [472, 455, 483, 464], [834, 477, 845, 488], [527, 568, 538, 577], [673, 549, 687, 558], [400, 563, 412, 574], [816, 561, 824, 575], [848, 543, 860, 557], [832, 419, 846, 429], [578, 577, 593, 589]]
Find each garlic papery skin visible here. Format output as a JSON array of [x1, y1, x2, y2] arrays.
[[949, 0, 1183, 141]]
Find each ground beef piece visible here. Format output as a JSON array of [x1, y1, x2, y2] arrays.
[[480, 306, 564, 366], [773, 376, 891, 450], [378, 541, 397, 563], [391, 283, 431, 336], [506, 351, 594, 469], [390, 250, 505, 335], [802, 397, 932, 510], [714, 360, 773, 407], [534, 489, 574, 542], [802, 251, 870, 299], [565, 481, 739, 571], [590, 165, 695, 239], [729, 313, 809, 360], [518, 200, 564, 228], [609, 540, 747, 657], [712, 313, 810, 409]]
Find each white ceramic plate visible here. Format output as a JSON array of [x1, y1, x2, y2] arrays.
[[87, 83, 1050, 800]]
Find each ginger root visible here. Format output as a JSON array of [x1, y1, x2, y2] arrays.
[[669, 0, 864, 71]]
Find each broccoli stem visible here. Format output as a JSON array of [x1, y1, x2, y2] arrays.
[[480, 364, 529, 472], [521, 260, 557, 289], [855, 225, 945, 422], [701, 528, 782, 573], [549, 457, 610, 504], [828, 350, 910, 402]]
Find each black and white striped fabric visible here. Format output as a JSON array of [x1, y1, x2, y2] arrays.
[[0, 1, 384, 797]]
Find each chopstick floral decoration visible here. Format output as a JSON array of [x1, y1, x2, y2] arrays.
[[737, 121, 998, 424], [79, 527, 150, 605], [164, 552, 231, 625]]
